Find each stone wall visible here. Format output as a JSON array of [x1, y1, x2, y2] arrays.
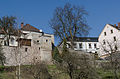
[[3, 45, 52, 66]]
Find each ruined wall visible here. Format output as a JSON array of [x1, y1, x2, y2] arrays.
[[3, 45, 52, 66]]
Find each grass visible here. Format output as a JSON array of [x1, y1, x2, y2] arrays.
[[0, 65, 120, 79], [0, 65, 69, 79], [97, 68, 120, 79], [48, 65, 69, 79], [97, 68, 113, 79]]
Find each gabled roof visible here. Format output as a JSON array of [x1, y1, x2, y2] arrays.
[[21, 24, 40, 32], [98, 24, 120, 39], [109, 24, 120, 30], [67, 37, 98, 42]]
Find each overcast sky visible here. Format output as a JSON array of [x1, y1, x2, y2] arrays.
[[1, 0, 120, 45]]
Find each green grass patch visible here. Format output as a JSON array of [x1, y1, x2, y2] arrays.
[[48, 65, 56, 69], [1, 65, 120, 79], [96, 68, 120, 79]]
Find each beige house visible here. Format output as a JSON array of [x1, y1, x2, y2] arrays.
[[0, 23, 54, 66]]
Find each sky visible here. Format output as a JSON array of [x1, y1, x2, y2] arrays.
[[1, 0, 120, 45]]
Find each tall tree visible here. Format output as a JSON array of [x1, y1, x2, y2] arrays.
[[50, 3, 90, 48], [52, 40, 99, 79], [0, 16, 17, 46]]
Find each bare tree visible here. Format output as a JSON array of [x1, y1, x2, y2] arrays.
[[53, 39, 99, 79], [0, 18, 25, 79], [50, 3, 90, 48], [0, 16, 21, 79], [100, 40, 120, 79], [25, 60, 52, 79], [0, 16, 17, 46]]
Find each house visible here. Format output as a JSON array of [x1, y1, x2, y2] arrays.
[[98, 23, 120, 58], [60, 37, 99, 53], [0, 23, 54, 66]]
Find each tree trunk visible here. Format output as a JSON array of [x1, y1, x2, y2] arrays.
[[69, 72, 73, 79], [1, 61, 4, 66], [7, 37, 9, 46], [114, 68, 118, 79], [18, 63, 21, 79]]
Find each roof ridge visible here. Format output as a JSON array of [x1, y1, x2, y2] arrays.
[[21, 24, 40, 32]]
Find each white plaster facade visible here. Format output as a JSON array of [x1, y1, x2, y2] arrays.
[[73, 41, 99, 53], [59, 37, 99, 53], [98, 24, 120, 58]]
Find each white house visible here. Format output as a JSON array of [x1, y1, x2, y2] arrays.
[[98, 23, 120, 58], [60, 37, 99, 53]]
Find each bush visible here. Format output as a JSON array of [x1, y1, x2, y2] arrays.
[[0, 66, 16, 72], [104, 75, 113, 79], [0, 66, 5, 72]]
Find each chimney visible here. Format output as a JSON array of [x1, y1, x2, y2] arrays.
[[21, 22, 24, 28], [118, 22, 120, 28], [114, 24, 116, 27]]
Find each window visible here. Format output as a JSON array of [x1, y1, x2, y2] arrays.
[[89, 52, 92, 53], [89, 43, 91, 48], [94, 43, 97, 48], [111, 30, 113, 33], [10, 37, 14, 44], [67, 43, 70, 48], [114, 36, 116, 41], [4, 41, 8, 46], [104, 32, 106, 36], [79, 43, 82, 48], [103, 40, 106, 45], [25, 48, 28, 52], [73, 43, 77, 48], [19, 39, 31, 46], [46, 39, 48, 42], [37, 40, 39, 43], [115, 46, 117, 50]]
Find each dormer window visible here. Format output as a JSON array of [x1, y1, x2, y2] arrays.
[[104, 32, 106, 36], [111, 30, 113, 33]]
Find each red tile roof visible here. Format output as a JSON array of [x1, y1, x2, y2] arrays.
[[21, 24, 40, 32]]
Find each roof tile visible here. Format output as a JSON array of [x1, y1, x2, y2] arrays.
[[21, 24, 40, 32]]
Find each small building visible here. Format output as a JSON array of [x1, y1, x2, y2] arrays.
[[60, 37, 99, 53]]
